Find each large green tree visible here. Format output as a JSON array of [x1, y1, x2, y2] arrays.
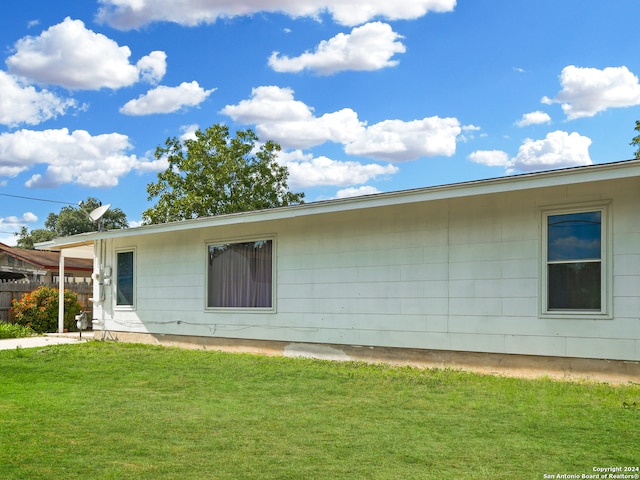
[[631, 120, 640, 159], [16, 197, 128, 249], [44, 197, 127, 236], [143, 124, 305, 224], [15, 227, 56, 250]]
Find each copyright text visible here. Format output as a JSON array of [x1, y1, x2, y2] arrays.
[[543, 467, 639, 479]]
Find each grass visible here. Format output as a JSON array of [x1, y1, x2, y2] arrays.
[[0, 342, 638, 479], [0, 322, 36, 339]]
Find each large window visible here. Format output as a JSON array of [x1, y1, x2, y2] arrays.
[[542, 205, 609, 316], [207, 239, 273, 308], [116, 250, 135, 307]]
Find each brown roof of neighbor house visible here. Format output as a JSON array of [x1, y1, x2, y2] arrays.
[[0, 243, 92, 271]]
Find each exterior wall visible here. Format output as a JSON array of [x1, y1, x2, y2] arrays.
[[93, 176, 640, 362]]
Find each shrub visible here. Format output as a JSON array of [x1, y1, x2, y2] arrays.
[[8, 286, 83, 334], [8, 322, 37, 338], [0, 322, 36, 339]]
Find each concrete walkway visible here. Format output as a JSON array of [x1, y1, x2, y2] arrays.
[[0, 333, 86, 350]]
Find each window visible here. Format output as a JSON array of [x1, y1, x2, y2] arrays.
[[207, 239, 273, 308], [542, 204, 609, 317], [116, 250, 135, 307]]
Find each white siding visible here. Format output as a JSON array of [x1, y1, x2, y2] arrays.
[[94, 176, 640, 361]]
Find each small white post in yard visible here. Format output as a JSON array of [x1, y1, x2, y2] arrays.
[[58, 251, 65, 334]]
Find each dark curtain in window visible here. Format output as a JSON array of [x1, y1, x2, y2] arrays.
[[208, 240, 272, 308]]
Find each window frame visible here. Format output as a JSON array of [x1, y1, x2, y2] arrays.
[[539, 201, 612, 319], [114, 247, 136, 310], [204, 236, 276, 312]]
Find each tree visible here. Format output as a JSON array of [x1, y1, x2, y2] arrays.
[[631, 120, 640, 159], [16, 197, 128, 249], [16, 227, 55, 249], [143, 124, 304, 224], [45, 197, 128, 237]]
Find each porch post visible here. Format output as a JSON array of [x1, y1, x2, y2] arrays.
[[58, 251, 65, 333]]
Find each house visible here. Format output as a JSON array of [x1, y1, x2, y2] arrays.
[[0, 242, 92, 282], [37, 160, 640, 380]]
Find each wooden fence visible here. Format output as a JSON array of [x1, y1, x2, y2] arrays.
[[0, 279, 93, 322]]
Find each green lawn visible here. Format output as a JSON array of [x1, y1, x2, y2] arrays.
[[0, 342, 638, 479]]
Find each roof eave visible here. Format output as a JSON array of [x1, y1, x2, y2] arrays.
[[36, 159, 640, 251]]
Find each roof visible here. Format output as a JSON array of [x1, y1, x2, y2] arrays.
[[0, 243, 92, 271], [37, 159, 640, 251]]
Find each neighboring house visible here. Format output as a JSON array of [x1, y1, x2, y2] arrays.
[[0, 243, 93, 282], [38, 160, 640, 379]]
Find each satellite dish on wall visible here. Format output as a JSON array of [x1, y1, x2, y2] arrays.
[[88, 204, 111, 231]]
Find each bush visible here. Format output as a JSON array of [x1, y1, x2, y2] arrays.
[[9, 286, 83, 334], [0, 322, 36, 339]]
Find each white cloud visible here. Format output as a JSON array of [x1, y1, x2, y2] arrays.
[[0, 165, 27, 178], [221, 86, 313, 124], [269, 22, 406, 75], [6, 17, 166, 90], [0, 212, 38, 245], [0, 128, 165, 188], [22, 212, 39, 223], [468, 150, 510, 167], [120, 81, 216, 115], [136, 50, 167, 84], [1, 212, 38, 225], [345, 117, 461, 161], [0, 71, 78, 127], [335, 186, 381, 198], [96, 0, 456, 29], [278, 150, 398, 188], [222, 86, 461, 161], [511, 131, 592, 172], [133, 157, 169, 173], [221, 86, 365, 149], [469, 131, 592, 174], [515, 111, 551, 127], [269, 108, 364, 149], [543, 65, 640, 119], [459, 124, 482, 142], [179, 124, 200, 142]]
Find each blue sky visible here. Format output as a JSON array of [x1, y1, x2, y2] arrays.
[[2, 0, 640, 244]]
